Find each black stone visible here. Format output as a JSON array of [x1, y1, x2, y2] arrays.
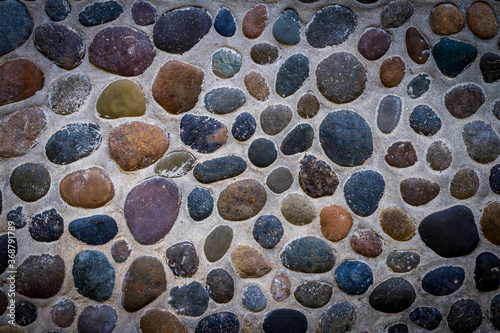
[[78, 305, 117, 333], [422, 266, 465, 296], [7, 206, 26, 229], [78, 1, 123, 26], [169, 281, 209, 317], [45, 0, 71, 22], [206, 268, 234, 303], [15, 301, 37, 326], [72, 250, 115, 301], [387, 324, 408, 333], [253, 215, 284, 249], [318, 302, 357, 333], [409, 105, 442, 136], [280, 236, 335, 273], [10, 163, 50, 202], [474, 252, 500, 292], [242, 285, 267, 312], [492, 294, 500, 330], [344, 170, 385, 217], [188, 187, 214, 221], [166, 241, 199, 278], [480, 52, 500, 83], [493, 100, 500, 120], [193, 156, 247, 183], [447, 299, 482, 333], [410, 307, 442, 331], [381, 0, 414, 28], [204, 88, 246, 115], [369, 277, 415, 313], [263, 309, 308, 333], [275, 54, 309, 97], [280, 123, 314, 156], [377, 95, 402, 134], [251, 43, 279, 65], [180, 114, 227, 154], [195, 312, 239, 333], [491, 164, 500, 194], [131, 1, 157, 26], [232, 112, 256, 141], [0, 234, 17, 275], [0, 0, 33, 56], [306, 5, 356, 48], [69, 215, 118, 246], [249, 138, 277, 167], [294, 281, 332, 308], [432, 38, 477, 78], [407, 73, 431, 99], [214, 6, 236, 37], [30, 208, 64, 243], [462, 120, 500, 164]]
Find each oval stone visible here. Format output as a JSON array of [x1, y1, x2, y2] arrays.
[[249, 138, 277, 168], [386, 251, 420, 273], [206, 268, 234, 303], [195, 312, 239, 333], [318, 302, 357, 333], [466, 2, 498, 40], [409, 105, 442, 136], [280, 193, 316, 226], [276, 54, 309, 98], [445, 83, 485, 119], [217, 179, 267, 221], [273, 9, 300, 45], [78, 0, 122, 26], [187, 188, 213, 221], [0, 107, 46, 157], [193, 156, 246, 183], [212, 48, 242, 79], [253, 215, 284, 249], [481, 202, 500, 245], [204, 88, 245, 115], [297, 93, 320, 119], [140, 309, 187, 333], [492, 164, 500, 194], [377, 95, 402, 134], [350, 229, 383, 257], [410, 307, 442, 331], [267, 167, 293, 194], [242, 4, 268, 39], [180, 114, 227, 154], [263, 309, 307, 333], [400, 178, 439, 206], [407, 73, 431, 99], [45, 0, 71, 22], [295, 281, 332, 308], [422, 266, 465, 296], [0, 0, 33, 56], [232, 112, 256, 141], [379, 56, 406, 88], [280, 236, 335, 273], [432, 38, 477, 78], [280, 123, 314, 156], [344, 170, 385, 217], [299, 155, 338, 198], [379, 206, 415, 241], [406, 27, 430, 64], [261, 105, 292, 135], [68, 215, 118, 246], [10, 163, 50, 202], [111, 239, 131, 263], [97, 80, 146, 119], [214, 6, 236, 37], [78, 305, 117, 333], [0, 59, 44, 107], [204, 225, 233, 262], [244, 71, 270, 101], [320, 205, 353, 242], [450, 169, 479, 200], [430, 3, 464, 35], [251, 43, 279, 65], [427, 141, 452, 171], [474, 252, 500, 292], [271, 273, 291, 301], [48, 74, 91, 116], [335, 261, 373, 295], [306, 5, 356, 48], [231, 245, 272, 278], [242, 285, 267, 312], [369, 277, 415, 313], [131, 1, 157, 26], [51, 299, 76, 328], [169, 281, 209, 317], [166, 242, 199, 278], [15, 254, 65, 299], [72, 250, 115, 302], [29, 208, 63, 242], [447, 299, 483, 333], [462, 120, 500, 164], [358, 28, 391, 60], [385, 141, 417, 168], [381, 0, 414, 28], [155, 151, 195, 178]]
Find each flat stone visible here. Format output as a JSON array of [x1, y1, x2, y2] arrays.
[[480, 52, 500, 83], [244, 72, 270, 101], [450, 169, 479, 199], [267, 167, 293, 194], [72, 250, 115, 301], [427, 141, 452, 171], [491, 294, 500, 330], [140, 309, 187, 333], [381, 0, 414, 28], [406, 27, 430, 64], [249, 138, 277, 167], [297, 93, 319, 119], [400, 178, 439, 206], [445, 83, 485, 119], [243, 4, 268, 39], [0, 326, 25, 333], [280, 193, 316, 226], [0, 234, 16, 274], [132, 1, 157, 26], [155, 151, 195, 178], [409, 105, 442, 136], [204, 88, 245, 115], [69, 215, 118, 246], [273, 9, 300, 45], [379, 206, 415, 241], [463, 120, 500, 164], [60, 167, 115, 209], [447, 299, 483, 333], [125, 177, 180, 245], [204, 225, 233, 262], [29, 208, 63, 242], [369, 277, 415, 313], [466, 2, 498, 39], [45, 0, 70, 21], [379, 56, 406, 87], [316, 53, 366, 103], [0, 59, 44, 107], [253, 215, 284, 249], [407, 73, 431, 99], [276, 54, 309, 97], [299, 155, 338, 198], [387, 251, 420, 273], [263, 309, 307, 333], [51, 299, 75, 328], [306, 5, 356, 48], [231, 245, 272, 278], [169, 281, 209, 317], [251, 43, 279, 64], [318, 302, 357, 333], [180, 114, 227, 153], [295, 282, 332, 308], [377, 95, 402, 134], [358, 28, 391, 60], [122, 256, 166, 312], [385, 141, 417, 168], [242, 314, 262, 333], [187, 187, 213, 221], [474, 252, 500, 292], [15, 301, 37, 326], [212, 48, 242, 79], [432, 38, 477, 78], [232, 112, 256, 141], [350, 229, 383, 257], [0, 0, 33, 56], [10, 163, 50, 202], [78, 305, 117, 333], [243, 285, 267, 312], [16, 254, 65, 298], [280, 236, 335, 273], [344, 170, 385, 217], [217, 179, 267, 221], [419, 205, 479, 258], [492, 164, 500, 194], [166, 242, 199, 278], [78, 1, 122, 26], [261, 105, 292, 135], [422, 266, 465, 296], [280, 123, 314, 156], [481, 202, 500, 245], [409, 307, 442, 331], [214, 6, 236, 37], [320, 205, 352, 242], [111, 239, 131, 263], [271, 273, 291, 301], [97, 80, 146, 119], [49, 73, 91, 116], [193, 156, 246, 183], [7, 206, 27, 229], [195, 312, 239, 333], [430, 3, 465, 35], [0, 107, 45, 158], [335, 261, 373, 295], [206, 268, 234, 303], [89, 26, 155, 76]]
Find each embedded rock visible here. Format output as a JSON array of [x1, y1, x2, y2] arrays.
[[260, 105, 292, 135], [244, 72, 269, 101], [166, 242, 199, 278], [214, 6, 236, 37], [299, 155, 338, 198], [78, 305, 117, 333], [358, 28, 391, 60], [447, 299, 483, 333], [0, 107, 46, 157], [480, 52, 500, 83], [212, 48, 242, 79], [462, 120, 500, 164], [206, 268, 234, 303], [400, 178, 439, 206], [51, 299, 75, 328], [251, 43, 279, 65], [335, 261, 373, 295], [231, 245, 272, 278], [232, 112, 256, 141], [481, 202, 500, 245], [280, 237, 335, 273], [381, 0, 414, 28], [243, 4, 268, 39], [273, 9, 300, 45], [97, 80, 146, 119], [204, 226, 233, 262], [344, 170, 385, 216], [280, 123, 314, 156], [407, 73, 430, 99], [427, 141, 452, 171], [140, 309, 187, 333], [466, 2, 498, 40], [320, 205, 352, 242], [280, 193, 316, 226], [249, 138, 277, 168], [350, 229, 383, 257], [187, 187, 213, 221], [445, 83, 485, 119], [306, 5, 356, 48], [69, 215, 118, 246], [276, 54, 309, 97], [379, 206, 415, 241], [242, 285, 267, 312], [193, 156, 246, 183], [295, 282, 332, 308], [253, 215, 284, 249], [15, 254, 65, 299], [409, 105, 442, 136], [217, 179, 267, 221], [0, 0, 33, 56], [384, 141, 417, 168], [48, 74, 91, 116], [318, 302, 357, 333], [78, 1, 122, 26], [169, 281, 209, 317], [297, 93, 319, 119], [474, 252, 500, 292], [429, 3, 465, 35], [422, 266, 465, 296], [45, 0, 71, 22], [10, 163, 50, 202], [369, 277, 415, 313], [29, 209, 63, 242], [406, 27, 430, 64], [204, 88, 245, 115], [111, 239, 131, 263], [409, 307, 442, 331], [271, 273, 291, 301], [451, 169, 479, 200], [379, 56, 405, 87], [195, 312, 239, 333], [432, 38, 477, 77], [180, 114, 227, 153], [267, 167, 294, 194], [131, 1, 157, 26], [387, 251, 420, 273], [377, 95, 402, 134], [0, 59, 44, 107], [72, 250, 115, 301], [155, 151, 195, 178]]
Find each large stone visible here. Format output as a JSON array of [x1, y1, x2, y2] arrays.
[[299, 155, 338, 198], [281, 237, 335, 273], [406, 27, 430, 64], [263, 309, 307, 333], [261, 105, 292, 135], [231, 245, 272, 278], [204, 225, 233, 263], [379, 206, 415, 241], [280, 193, 316, 226], [48, 73, 91, 116], [381, 0, 414, 28], [369, 277, 415, 313], [242, 4, 268, 39], [462, 120, 500, 164], [275, 54, 309, 97], [344, 170, 385, 217], [140, 309, 187, 333], [15, 254, 65, 299], [306, 5, 356, 48], [10, 163, 50, 202], [68, 215, 118, 246], [466, 2, 498, 40], [0, 59, 44, 107], [77, 305, 117, 333], [72, 250, 115, 301], [320, 205, 352, 242], [445, 84, 485, 119], [204, 88, 245, 115], [166, 242, 199, 278], [217, 179, 267, 221], [180, 114, 227, 153], [432, 38, 477, 78], [318, 302, 357, 333], [273, 9, 301, 45], [0, 0, 33, 56], [195, 312, 239, 333], [193, 156, 246, 183], [400, 178, 439, 206], [422, 266, 465, 296], [429, 3, 465, 35], [358, 28, 391, 60], [206, 268, 234, 303], [29, 209, 63, 242], [481, 202, 500, 245], [97, 80, 146, 119], [214, 6, 236, 37], [280, 124, 314, 156], [0, 107, 46, 157], [335, 261, 373, 295], [447, 299, 483, 333], [294, 281, 332, 308], [377, 95, 402, 134], [384, 141, 417, 168], [78, 1, 122, 26]]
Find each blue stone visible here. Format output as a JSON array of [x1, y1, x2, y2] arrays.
[[0, 234, 17, 275], [377, 95, 402, 134], [72, 250, 115, 301], [280, 236, 335, 273], [263, 309, 308, 333], [0, 0, 33, 56], [422, 266, 465, 296], [276, 54, 309, 97], [204, 87, 246, 115], [78, 1, 123, 26], [318, 302, 357, 333], [410, 307, 442, 330], [30, 208, 64, 243], [273, 9, 301, 45], [474, 252, 500, 292], [306, 5, 356, 48], [212, 48, 242, 79], [335, 261, 373, 295], [69, 215, 118, 246], [242, 285, 267, 312], [409, 105, 442, 136], [188, 188, 214, 221], [232, 112, 256, 141], [432, 38, 477, 78], [180, 114, 227, 153], [249, 138, 277, 167], [491, 164, 500, 194], [253, 215, 284, 249], [169, 281, 209, 317], [344, 170, 385, 217], [280, 123, 314, 156], [195, 312, 239, 333], [214, 7, 236, 37], [45, 0, 71, 21], [407, 73, 431, 99], [193, 156, 247, 183]]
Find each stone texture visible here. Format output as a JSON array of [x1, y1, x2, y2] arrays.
[[0, 107, 46, 157], [432, 38, 477, 78], [295, 282, 332, 308], [111, 239, 131, 263], [188, 187, 213, 221], [474, 252, 500, 292], [481, 202, 500, 245], [344, 170, 385, 217], [369, 277, 415, 313], [400, 178, 439, 206], [385, 141, 417, 168], [480, 52, 500, 83], [155, 151, 196, 178], [72, 250, 115, 302], [249, 138, 277, 168], [60, 167, 114, 209], [242, 314, 262, 333], [306, 5, 356, 48], [379, 206, 415, 241], [387, 251, 420, 273], [29, 208, 63, 242], [132, 1, 157, 26], [429, 3, 465, 35], [204, 225, 233, 262], [243, 4, 268, 39], [195, 312, 239, 333], [251, 43, 279, 65], [271, 273, 291, 301], [78, 1, 122, 26], [232, 112, 256, 141], [407, 73, 431, 99], [206, 268, 234, 303], [140, 309, 187, 333], [358, 28, 391, 60], [299, 155, 338, 198], [78, 305, 117, 333], [409, 105, 442, 136], [244, 72, 270, 101], [381, 0, 414, 28], [447, 299, 483, 333], [169, 281, 209, 317], [51, 299, 75, 328], [15, 301, 37, 326], [379, 56, 406, 87], [445, 83, 485, 119], [45, 0, 70, 22], [7, 207, 27, 229], [242, 285, 267, 312], [280, 193, 316, 226], [335, 261, 373, 295], [212, 48, 242, 79], [280, 123, 314, 156], [462, 120, 500, 164], [466, 2, 498, 40], [320, 205, 352, 242], [253, 215, 284, 249], [422, 266, 465, 296], [69, 215, 118, 246], [48, 73, 91, 116], [261, 105, 292, 135], [318, 302, 357, 333], [377, 95, 402, 134], [297, 93, 319, 119], [451, 169, 479, 200], [97, 80, 146, 119], [231, 245, 272, 278], [427, 141, 452, 171], [492, 294, 500, 330], [166, 242, 199, 278], [409, 307, 442, 331], [204, 88, 245, 115], [350, 229, 383, 257], [15, 254, 65, 298], [0, 59, 44, 107], [276, 54, 309, 97], [214, 6, 236, 37], [263, 309, 307, 333], [492, 164, 500, 194], [10, 163, 50, 202], [267, 167, 293, 194], [180, 114, 227, 153], [281, 236, 335, 273], [193, 156, 246, 183], [217, 179, 267, 221], [0, 0, 33, 56], [273, 9, 300, 45], [406, 27, 430, 64]]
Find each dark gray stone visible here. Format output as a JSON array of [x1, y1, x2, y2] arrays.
[[249, 138, 277, 167], [280, 123, 314, 156], [45, 0, 71, 22], [273, 9, 301, 45], [214, 6, 236, 37], [204, 87, 246, 115], [251, 43, 279, 65], [195, 312, 239, 333], [15, 254, 65, 299], [242, 285, 267, 312], [344, 170, 385, 217], [169, 281, 209, 317], [10, 163, 50, 202], [78, 1, 123, 26], [377, 95, 402, 134], [480, 52, 500, 83], [409, 105, 442, 136], [281, 236, 335, 273], [0, 0, 33, 56], [492, 164, 500, 194], [407, 73, 431, 99], [232, 112, 256, 141], [69, 215, 118, 246], [131, 1, 157, 26], [7, 206, 26, 229], [294, 281, 332, 308], [306, 5, 356, 48], [204, 225, 233, 262], [72, 250, 115, 301], [318, 302, 357, 333], [188, 187, 213, 221], [30, 208, 64, 243], [267, 167, 293, 194], [78, 305, 117, 333], [253, 215, 284, 249], [491, 294, 500, 330], [410, 307, 442, 331], [261, 105, 292, 135], [206, 268, 234, 303], [369, 277, 415, 313], [263, 309, 308, 333], [422, 266, 465, 296], [193, 156, 247, 183], [381, 0, 414, 28], [15, 301, 37, 326], [335, 261, 373, 295], [462, 120, 500, 164], [474, 252, 500, 292], [276, 54, 309, 97]]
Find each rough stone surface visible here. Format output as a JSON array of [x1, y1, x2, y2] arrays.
[[187, 187, 213, 221], [166, 242, 199, 278], [445, 83, 485, 119], [49, 74, 91, 116], [350, 229, 383, 257], [51, 299, 75, 328], [358, 28, 391, 60], [281, 236, 335, 273], [427, 141, 452, 171], [462, 120, 500, 164], [409, 105, 442, 136], [16, 254, 65, 299], [242, 314, 262, 333], [206, 268, 234, 303], [263, 309, 307, 333], [7, 206, 27, 229], [242, 285, 267, 312], [10, 163, 50, 202], [232, 112, 256, 141], [245, 72, 270, 101], [15, 301, 37, 326], [276, 54, 309, 97], [204, 225, 233, 262], [217, 179, 267, 221], [140, 309, 187, 333], [271, 273, 291, 302], [387, 251, 420, 273], [72, 250, 115, 302], [280, 123, 314, 156], [261, 105, 292, 135], [243, 4, 268, 39], [377, 95, 402, 134], [168, 281, 209, 317], [432, 38, 477, 78], [0, 59, 44, 107], [193, 156, 246, 184], [447, 299, 483, 333], [195, 312, 239, 333], [406, 27, 430, 64], [231, 245, 272, 278], [297, 93, 319, 119], [295, 282, 332, 308], [466, 2, 498, 40], [491, 294, 500, 330], [450, 169, 479, 200], [0, 107, 46, 157], [318, 302, 357, 333], [422, 266, 465, 296], [407, 73, 431, 99], [0, 0, 33, 56], [335, 261, 373, 295], [180, 114, 227, 154], [214, 6, 236, 37], [77, 305, 117, 333], [379, 56, 406, 88], [299, 155, 338, 198], [474, 252, 500, 292], [253, 215, 284, 249], [381, 0, 414, 28], [481, 202, 500, 245], [251, 43, 279, 65], [492, 164, 500, 194], [306, 5, 356, 48], [111, 239, 131, 263], [379, 206, 415, 241], [385, 141, 417, 168], [480, 52, 500, 83], [280, 193, 316, 226], [400, 178, 439, 206], [204, 88, 245, 115], [97, 80, 146, 119], [409, 307, 442, 331], [132, 1, 157, 26], [45, 0, 70, 22], [369, 277, 415, 313], [429, 3, 465, 35], [78, 1, 122, 26], [267, 167, 294, 194], [68, 215, 118, 246], [29, 208, 64, 242], [249, 138, 277, 168], [212, 48, 242, 79], [344, 170, 385, 217]]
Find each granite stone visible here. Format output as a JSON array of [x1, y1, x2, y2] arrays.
[[306, 5, 356, 48], [232, 112, 256, 141], [193, 156, 246, 183], [253, 215, 284, 249], [29, 208, 63, 242], [275, 54, 309, 97], [350, 229, 383, 257], [48, 73, 91, 116], [166, 242, 199, 278], [187, 187, 213, 221], [344, 170, 385, 216], [180, 114, 227, 154], [72, 250, 115, 302], [385, 141, 417, 168]]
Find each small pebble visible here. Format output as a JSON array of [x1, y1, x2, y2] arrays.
[[426, 141, 452, 171], [30, 208, 64, 243], [212, 48, 242, 79], [168, 281, 209, 317], [131, 1, 157, 26], [379, 56, 406, 87], [187, 188, 213, 221], [242, 314, 262, 333], [400, 178, 440, 206], [445, 83, 485, 119], [462, 120, 500, 164], [280, 193, 316, 226], [369, 277, 415, 313], [111, 239, 131, 263], [297, 93, 319, 119], [273, 9, 301, 45], [386, 251, 420, 273], [166, 242, 199, 278], [379, 206, 415, 241], [450, 169, 479, 200], [320, 205, 353, 242], [214, 6, 236, 37], [405, 27, 430, 64], [0, 107, 46, 157], [429, 3, 465, 35], [244, 72, 270, 101], [0, 59, 44, 107], [306, 5, 356, 48], [204, 225, 233, 262], [491, 164, 500, 194], [242, 285, 267, 312], [48, 73, 91, 116], [422, 266, 465, 296], [96, 80, 146, 119], [250, 43, 279, 65], [491, 294, 500, 330], [7, 206, 27, 229], [69, 215, 118, 246], [481, 202, 500, 245], [280, 236, 335, 273], [276, 54, 309, 98], [217, 179, 267, 221], [384, 141, 418, 168], [248, 138, 277, 168], [294, 281, 332, 308], [140, 309, 187, 333], [381, 0, 414, 28], [232, 112, 256, 141], [193, 155, 246, 184], [387, 324, 408, 333], [358, 28, 391, 60], [335, 261, 373, 295], [409, 307, 442, 331], [409, 105, 442, 136], [155, 151, 196, 178], [270, 272, 291, 301], [350, 229, 383, 257], [474, 252, 500, 292], [318, 302, 357, 333], [266, 167, 293, 194], [206, 268, 234, 303], [0, 0, 34, 56], [204, 87, 246, 115], [432, 38, 477, 78], [466, 2, 498, 40], [260, 105, 292, 135], [377, 95, 402, 133], [15, 254, 65, 299], [45, 0, 70, 22], [280, 123, 314, 156], [51, 299, 76, 328], [72, 250, 115, 302], [78, 1, 123, 26], [253, 215, 284, 249], [78, 305, 117, 333], [480, 52, 500, 83], [344, 170, 385, 217], [180, 114, 227, 154], [195, 312, 239, 333], [493, 100, 500, 120], [231, 245, 272, 278], [15, 301, 37, 326], [243, 4, 268, 39], [263, 309, 307, 333], [10, 163, 50, 202], [407, 73, 431, 99]]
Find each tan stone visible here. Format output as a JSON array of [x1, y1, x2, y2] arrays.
[[59, 167, 115, 208], [481, 201, 500, 245], [244, 72, 269, 101], [231, 245, 272, 278], [466, 2, 498, 40], [379, 56, 405, 88], [242, 314, 263, 333], [140, 309, 187, 333], [429, 3, 465, 35], [320, 205, 353, 242], [379, 206, 415, 241]]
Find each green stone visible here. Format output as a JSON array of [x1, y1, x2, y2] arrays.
[[432, 38, 477, 78], [155, 151, 196, 178], [96, 79, 146, 119], [387, 251, 420, 273]]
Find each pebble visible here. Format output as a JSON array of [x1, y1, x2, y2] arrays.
[[280, 193, 316, 226], [217, 179, 267, 221], [0, 59, 44, 107], [29, 208, 64, 242], [386, 251, 420, 273], [0, 291, 6, 316], [169, 281, 209, 317], [344, 170, 385, 217], [49, 73, 91, 115], [77, 305, 117, 333], [377, 95, 402, 134], [276, 54, 309, 98], [0, 326, 24, 333], [0, 0, 33, 56], [379, 56, 406, 87], [244, 72, 270, 101], [466, 2, 498, 40], [45, 0, 70, 21], [400, 178, 439, 206], [249, 138, 277, 167], [166, 242, 199, 278], [59, 167, 115, 209], [481, 202, 500, 245], [180, 114, 227, 153], [447, 299, 483, 333], [187, 188, 213, 221], [271, 273, 291, 301], [51, 299, 75, 328], [15, 254, 65, 298], [320, 110, 373, 167], [406, 27, 430, 64], [231, 245, 272, 278], [492, 164, 500, 194], [152, 60, 204, 114], [193, 156, 246, 183], [320, 205, 352, 242], [97, 80, 146, 119], [379, 206, 415, 241], [419, 205, 479, 258], [78, 1, 122, 26], [369, 277, 415, 313], [251, 43, 279, 65], [316, 53, 366, 103], [242, 314, 262, 333], [381, 0, 414, 28], [358, 28, 391, 60], [0, 234, 15, 274], [140, 309, 187, 333], [243, 285, 267, 312], [409, 105, 442, 136], [155, 151, 195, 178], [7, 206, 27, 229], [335, 261, 373, 295], [68, 215, 118, 246], [10, 163, 50, 202], [204, 88, 245, 115], [493, 100, 500, 120], [89, 26, 155, 76], [243, 4, 268, 39], [480, 52, 500, 83], [295, 281, 332, 308], [492, 294, 500, 330], [384, 141, 417, 168], [267, 167, 293, 194], [446, 84, 485, 120], [387, 324, 408, 333], [350, 229, 383, 257], [195, 312, 239, 333], [131, 1, 156, 26], [463, 120, 500, 164], [206, 268, 234, 303], [422, 266, 465, 296], [299, 155, 338, 198], [474, 252, 500, 292], [407, 73, 431, 99], [297, 93, 319, 119], [429, 3, 465, 35], [111, 239, 131, 263], [232, 112, 256, 141], [306, 5, 356, 48], [432, 38, 477, 77], [204, 225, 233, 262], [280, 236, 335, 273], [409, 307, 442, 331], [253, 215, 284, 249], [263, 309, 307, 333], [280, 123, 314, 156], [261, 105, 292, 135], [212, 48, 242, 79], [273, 9, 300, 45], [214, 6, 236, 37], [450, 169, 479, 200], [427, 141, 452, 171], [0, 107, 44, 158], [318, 302, 357, 333], [15, 301, 37, 326], [72, 250, 115, 301], [125, 178, 180, 245]]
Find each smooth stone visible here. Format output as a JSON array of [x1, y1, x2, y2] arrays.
[[15, 254, 65, 298], [432, 38, 477, 78], [280, 193, 316, 226], [72, 250, 115, 301], [89, 26, 155, 76], [427, 141, 452, 171], [155, 151, 195, 178], [217, 179, 267, 221], [430, 3, 465, 35], [231, 245, 272, 278], [377, 95, 402, 134], [299, 155, 338, 198], [251, 43, 279, 65], [306, 5, 356, 48], [0, 59, 44, 107], [350, 229, 383, 257], [297, 93, 319, 119], [385, 141, 418, 168], [295, 282, 332, 308], [0, 0, 33, 56], [267, 167, 293, 194], [369, 277, 415, 313], [480, 52, 500, 83], [180, 114, 227, 153], [280, 236, 335, 273], [422, 266, 465, 296], [263, 309, 307, 333], [51, 299, 76, 328], [318, 302, 357, 333], [46, 123, 102, 165], [242, 314, 262, 333], [492, 164, 500, 194], [243, 285, 267, 312], [466, 2, 498, 39], [68, 215, 118, 246], [204, 225, 233, 262], [45, 0, 70, 21], [379, 56, 406, 87], [386, 324, 408, 333], [280, 124, 314, 156], [212, 48, 242, 79], [193, 156, 246, 183], [271, 273, 291, 301], [140, 309, 187, 333], [409, 307, 442, 331], [131, 1, 157, 26], [60, 167, 115, 209], [419, 205, 479, 258], [447, 299, 483, 333], [0, 107, 46, 157], [29, 208, 63, 242], [242, 4, 268, 39], [152, 60, 204, 114], [206, 268, 234, 303], [195, 312, 239, 333], [244, 71, 270, 101], [276, 54, 309, 98], [204, 88, 245, 115], [481, 202, 500, 245], [451, 169, 479, 199], [15, 301, 37, 326], [463, 120, 500, 163], [344, 170, 385, 217], [406, 27, 430, 64], [48, 73, 91, 115], [400, 178, 439, 206], [409, 105, 442, 136], [379, 206, 415, 241], [7, 206, 27, 229], [78, 305, 117, 333], [253, 215, 284, 249], [492, 294, 500, 330], [111, 239, 131, 263], [214, 6, 236, 37], [474, 252, 500, 292], [97, 80, 146, 119], [335, 261, 373, 295], [493, 100, 500, 120], [10, 163, 50, 202], [273, 9, 300, 45], [166, 242, 199, 278], [153, 7, 211, 54], [387, 251, 420, 273], [125, 178, 180, 245], [249, 138, 277, 168], [188, 187, 213, 221], [232, 112, 256, 141], [261, 105, 292, 135], [78, 1, 122, 26], [445, 83, 485, 119], [381, 0, 414, 28], [320, 205, 352, 242], [358, 28, 391, 60], [407, 73, 431, 99], [169, 281, 209, 317]]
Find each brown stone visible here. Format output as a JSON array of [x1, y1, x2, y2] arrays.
[[140, 309, 187, 333], [51, 299, 76, 328], [400, 178, 440, 206], [231, 245, 272, 278], [109, 121, 169, 171], [385, 141, 417, 168], [244, 72, 269, 101], [350, 229, 383, 257], [297, 93, 319, 119], [379, 206, 415, 241], [299, 155, 339, 198], [481, 201, 500, 245], [243, 4, 268, 39], [379, 56, 405, 88], [426, 141, 452, 171], [0, 326, 25, 333], [357, 28, 391, 61], [429, 3, 465, 35], [59, 167, 115, 209], [466, 2, 498, 40], [320, 205, 353, 242], [445, 84, 485, 119], [450, 169, 479, 199], [250, 43, 279, 65], [217, 179, 267, 221], [0, 59, 44, 107], [15, 254, 65, 298], [152, 60, 204, 115], [406, 27, 430, 64], [270, 272, 291, 301], [0, 107, 46, 157], [242, 314, 263, 333]]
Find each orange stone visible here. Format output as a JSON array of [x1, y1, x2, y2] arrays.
[[320, 205, 353, 242], [429, 3, 465, 35], [59, 167, 115, 208], [481, 201, 500, 245], [466, 2, 498, 40], [231, 245, 272, 278], [243, 4, 268, 39], [379, 56, 405, 88], [244, 71, 269, 101]]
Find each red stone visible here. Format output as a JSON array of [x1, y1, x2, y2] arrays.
[[0, 59, 44, 106], [0, 107, 46, 157]]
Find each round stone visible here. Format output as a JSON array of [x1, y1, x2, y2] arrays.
[[377, 95, 402, 134], [242, 4, 268, 39], [280, 123, 314, 156], [297, 93, 319, 119], [263, 309, 307, 333], [78, 1, 122, 26], [169, 281, 209, 317], [492, 164, 500, 194], [212, 48, 242, 79], [493, 100, 500, 120], [155, 151, 196, 178], [97, 80, 146, 119], [280, 236, 335, 273], [214, 6, 236, 37], [244, 71, 270, 101], [231, 245, 272, 278], [51, 299, 76, 328], [15, 301, 37, 326], [318, 302, 357, 333], [180, 114, 227, 154], [273, 9, 300, 45], [261, 105, 292, 135], [45, 0, 70, 21], [432, 38, 477, 78], [429, 3, 465, 35], [320, 205, 353, 242], [406, 27, 430, 64], [474, 252, 500, 292], [140, 309, 187, 333], [387, 251, 420, 273], [369, 277, 415, 313], [0, 59, 44, 107], [385, 141, 418, 168], [381, 0, 414, 28], [447, 299, 483, 333], [232, 112, 256, 141], [69, 215, 118, 246], [249, 138, 277, 168], [463, 120, 500, 164], [251, 43, 279, 65], [206, 268, 234, 303], [242, 314, 260, 333], [379, 206, 415, 241], [335, 261, 373, 295], [450, 169, 479, 200], [400, 178, 440, 206], [30, 208, 63, 242], [111, 239, 131, 263], [466, 2, 498, 40], [358, 28, 391, 60], [0, 0, 33, 56], [243, 285, 267, 312], [132, 1, 157, 26], [193, 156, 246, 184], [422, 266, 465, 296], [306, 5, 356, 48], [295, 281, 332, 308], [409, 307, 442, 331], [48, 73, 91, 116], [72, 250, 115, 301], [481, 202, 500, 245], [195, 312, 239, 333], [267, 167, 293, 194], [15, 254, 65, 298], [481, 52, 500, 83], [445, 83, 485, 119], [78, 305, 117, 333], [7, 206, 27, 229], [204, 87, 246, 115], [344, 170, 385, 217], [188, 188, 213, 221], [271, 273, 291, 301], [299, 155, 338, 198], [217, 179, 267, 221], [204, 225, 233, 262], [10, 163, 50, 202], [276, 54, 309, 98], [0, 107, 46, 157], [409, 105, 442, 136], [407, 73, 431, 99], [280, 193, 316, 226], [350, 229, 383, 257], [253, 215, 284, 249], [427, 141, 452, 171], [379, 56, 406, 87], [166, 242, 199, 278]]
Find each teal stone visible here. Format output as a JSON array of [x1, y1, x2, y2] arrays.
[[273, 9, 301, 45], [212, 48, 242, 79], [281, 236, 335, 273], [432, 38, 477, 78], [387, 251, 420, 273], [155, 151, 196, 178]]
